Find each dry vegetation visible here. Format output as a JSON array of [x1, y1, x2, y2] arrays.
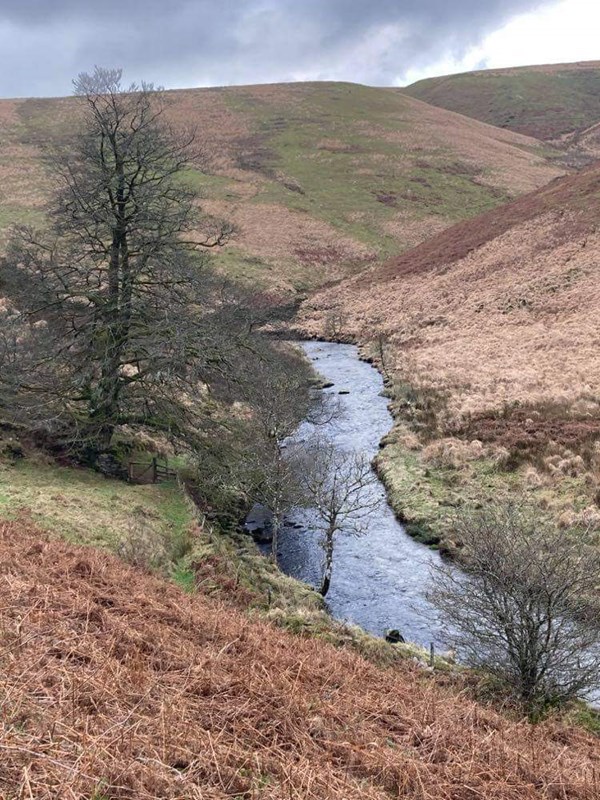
[[1, 519, 599, 799], [299, 163, 600, 545], [1, 73, 600, 794], [301, 164, 600, 422], [0, 82, 564, 292]]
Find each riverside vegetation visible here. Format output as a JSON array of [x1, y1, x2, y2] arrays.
[[1, 64, 600, 796], [0, 67, 428, 651]]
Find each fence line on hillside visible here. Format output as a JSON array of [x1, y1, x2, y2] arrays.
[[176, 475, 217, 540]]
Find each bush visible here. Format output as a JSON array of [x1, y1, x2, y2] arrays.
[[428, 503, 600, 718], [116, 519, 169, 572]]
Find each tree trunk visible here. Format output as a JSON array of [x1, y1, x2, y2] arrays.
[[88, 154, 130, 453], [320, 528, 335, 597], [271, 512, 281, 561]]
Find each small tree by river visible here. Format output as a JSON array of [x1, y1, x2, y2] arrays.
[[192, 341, 315, 557], [300, 440, 380, 596], [428, 503, 600, 718]]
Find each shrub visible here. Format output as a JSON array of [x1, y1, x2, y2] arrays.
[[428, 503, 600, 718]]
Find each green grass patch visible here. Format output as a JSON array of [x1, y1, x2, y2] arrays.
[[221, 82, 526, 255], [567, 704, 600, 737], [0, 458, 193, 558], [0, 206, 45, 234], [179, 168, 240, 200], [405, 66, 600, 140], [213, 245, 331, 292]]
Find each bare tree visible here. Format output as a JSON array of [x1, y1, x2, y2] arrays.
[[323, 307, 348, 340], [0, 67, 232, 459], [300, 439, 380, 596], [235, 344, 313, 557], [192, 341, 314, 556], [366, 315, 393, 383], [427, 503, 600, 717]]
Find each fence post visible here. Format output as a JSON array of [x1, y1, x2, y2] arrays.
[[429, 642, 435, 668]]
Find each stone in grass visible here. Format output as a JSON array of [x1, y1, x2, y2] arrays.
[[385, 628, 405, 644], [245, 504, 273, 544]]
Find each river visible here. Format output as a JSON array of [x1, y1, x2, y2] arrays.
[[276, 340, 450, 651]]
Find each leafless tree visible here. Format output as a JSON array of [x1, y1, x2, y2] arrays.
[[235, 344, 313, 557], [366, 315, 393, 383], [0, 67, 233, 459], [192, 341, 314, 555], [427, 503, 600, 717], [323, 307, 348, 340], [299, 439, 380, 596], [238, 345, 348, 558]]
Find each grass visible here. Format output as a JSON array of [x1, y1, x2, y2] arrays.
[[374, 435, 520, 549], [374, 412, 600, 554], [0, 458, 193, 556], [405, 63, 600, 140], [299, 159, 600, 553], [0, 206, 45, 237], [179, 167, 240, 200], [214, 245, 317, 291], [230, 83, 519, 247], [0, 81, 562, 293], [0, 453, 434, 669], [568, 704, 600, 737], [178, 488, 437, 666]]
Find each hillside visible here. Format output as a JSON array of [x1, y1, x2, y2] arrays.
[[301, 162, 600, 419], [1, 519, 598, 798], [0, 82, 564, 292], [404, 61, 600, 144], [299, 163, 600, 544]]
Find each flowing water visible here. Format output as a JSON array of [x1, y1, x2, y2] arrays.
[[268, 340, 600, 706], [276, 340, 450, 650]]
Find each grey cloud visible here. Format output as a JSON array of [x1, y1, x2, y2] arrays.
[[0, 0, 557, 97]]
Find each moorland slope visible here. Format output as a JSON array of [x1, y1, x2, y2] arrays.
[[404, 61, 600, 143], [302, 163, 600, 419], [1, 71, 600, 798], [0, 82, 564, 291], [299, 162, 600, 544], [1, 519, 598, 799]]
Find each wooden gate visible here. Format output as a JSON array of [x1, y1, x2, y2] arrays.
[[127, 457, 177, 484]]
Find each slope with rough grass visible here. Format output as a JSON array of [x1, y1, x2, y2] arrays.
[[299, 162, 600, 546], [0, 453, 415, 660], [404, 61, 600, 143], [1, 519, 599, 799], [0, 82, 564, 292], [0, 459, 191, 553]]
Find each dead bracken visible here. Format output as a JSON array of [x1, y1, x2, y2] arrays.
[[0, 520, 599, 799]]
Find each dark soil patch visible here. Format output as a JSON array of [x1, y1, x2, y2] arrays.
[[373, 191, 398, 207]]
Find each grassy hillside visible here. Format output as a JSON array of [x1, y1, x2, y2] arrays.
[[299, 163, 600, 547], [1, 518, 598, 798], [0, 82, 563, 292], [404, 61, 600, 142]]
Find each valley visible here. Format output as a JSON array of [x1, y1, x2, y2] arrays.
[[2, 54, 600, 798]]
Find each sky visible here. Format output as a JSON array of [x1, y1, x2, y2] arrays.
[[0, 0, 597, 98]]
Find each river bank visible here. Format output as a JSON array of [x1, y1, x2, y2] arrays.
[[274, 341, 452, 651]]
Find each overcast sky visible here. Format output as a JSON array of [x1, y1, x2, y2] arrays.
[[0, 0, 597, 98]]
